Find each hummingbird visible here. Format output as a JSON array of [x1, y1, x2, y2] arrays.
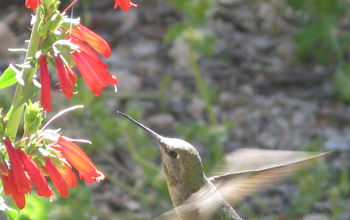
[[117, 112, 328, 220]]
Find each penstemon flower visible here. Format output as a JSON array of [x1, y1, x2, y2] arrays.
[[54, 53, 75, 99], [0, 0, 136, 213], [0, 132, 105, 209], [25, 0, 41, 9], [32, 6, 118, 112], [70, 24, 112, 58], [3, 137, 30, 195], [16, 149, 53, 197], [52, 136, 105, 184], [113, 0, 137, 11], [0, 104, 105, 209], [39, 55, 52, 112]]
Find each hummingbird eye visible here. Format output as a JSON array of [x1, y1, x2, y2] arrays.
[[168, 150, 178, 159]]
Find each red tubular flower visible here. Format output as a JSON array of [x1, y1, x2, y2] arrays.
[[69, 37, 118, 88], [16, 149, 53, 197], [113, 0, 137, 11], [39, 55, 52, 112], [1, 164, 26, 209], [25, 0, 41, 9], [75, 49, 118, 85], [0, 162, 13, 196], [0, 173, 12, 196], [0, 161, 9, 176], [51, 136, 105, 184], [44, 157, 69, 198], [55, 54, 74, 99], [70, 24, 111, 58], [8, 170, 26, 209], [3, 137, 30, 194], [57, 165, 78, 188], [65, 65, 77, 85], [68, 36, 104, 65], [71, 51, 102, 96]]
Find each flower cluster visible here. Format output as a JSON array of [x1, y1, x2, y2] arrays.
[[0, 0, 136, 213], [39, 23, 118, 112], [25, 0, 137, 11], [27, 0, 135, 112], [0, 135, 105, 209]]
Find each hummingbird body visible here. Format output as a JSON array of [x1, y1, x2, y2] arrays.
[[118, 112, 242, 219], [117, 112, 328, 220], [156, 137, 241, 219]]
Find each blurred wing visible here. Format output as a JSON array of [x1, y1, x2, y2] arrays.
[[156, 149, 330, 219], [212, 148, 328, 175], [156, 182, 242, 220], [209, 149, 330, 204], [155, 210, 179, 220]]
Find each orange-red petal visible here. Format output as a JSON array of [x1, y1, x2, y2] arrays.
[[77, 50, 118, 86], [16, 149, 53, 197], [114, 0, 137, 11], [25, 0, 41, 9], [72, 51, 102, 96], [55, 55, 74, 99], [57, 166, 78, 188], [3, 137, 30, 194], [65, 65, 77, 85], [0, 173, 12, 196], [70, 24, 111, 58], [53, 137, 105, 184], [39, 55, 52, 112], [44, 157, 69, 197], [68, 36, 104, 66], [8, 170, 26, 209]]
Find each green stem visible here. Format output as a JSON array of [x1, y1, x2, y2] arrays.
[[188, 47, 218, 127], [5, 7, 42, 139]]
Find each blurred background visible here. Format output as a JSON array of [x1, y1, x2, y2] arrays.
[[0, 0, 350, 219]]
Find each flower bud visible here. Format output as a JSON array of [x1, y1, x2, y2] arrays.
[[24, 102, 43, 135]]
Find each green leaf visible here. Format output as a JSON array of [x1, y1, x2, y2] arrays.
[[0, 197, 18, 220], [0, 65, 18, 89]]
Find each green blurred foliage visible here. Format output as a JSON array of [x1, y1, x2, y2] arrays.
[[286, 0, 350, 101], [164, 0, 216, 56]]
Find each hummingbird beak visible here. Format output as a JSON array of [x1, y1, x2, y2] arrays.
[[117, 111, 163, 143]]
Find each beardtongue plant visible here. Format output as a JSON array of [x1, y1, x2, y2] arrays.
[[0, 0, 136, 217]]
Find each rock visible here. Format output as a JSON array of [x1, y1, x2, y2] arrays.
[[302, 214, 330, 220], [146, 114, 175, 128], [169, 38, 192, 73], [0, 21, 17, 59], [219, 92, 236, 109], [131, 39, 158, 58], [110, 69, 142, 93], [276, 40, 296, 60], [188, 97, 206, 120]]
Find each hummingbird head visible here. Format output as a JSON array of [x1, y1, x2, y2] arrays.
[[117, 112, 206, 206]]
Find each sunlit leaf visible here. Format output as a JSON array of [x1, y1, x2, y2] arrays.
[[0, 66, 18, 89], [0, 197, 18, 220]]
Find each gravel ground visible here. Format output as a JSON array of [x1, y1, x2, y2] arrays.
[[1, 0, 349, 219]]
